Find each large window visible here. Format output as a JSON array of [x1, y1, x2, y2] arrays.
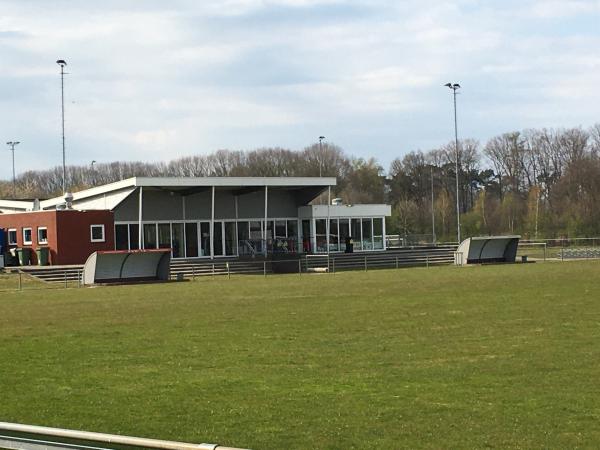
[[90, 224, 105, 243], [8, 229, 17, 246]]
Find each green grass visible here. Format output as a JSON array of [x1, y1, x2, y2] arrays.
[[1, 262, 600, 449]]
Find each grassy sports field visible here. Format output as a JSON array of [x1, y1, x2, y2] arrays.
[[1, 261, 600, 449]]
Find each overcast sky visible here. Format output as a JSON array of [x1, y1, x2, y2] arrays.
[[1, 0, 599, 179]]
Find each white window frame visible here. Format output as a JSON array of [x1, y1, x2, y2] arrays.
[[37, 227, 48, 245], [90, 224, 106, 243], [23, 227, 33, 245], [8, 228, 17, 245]]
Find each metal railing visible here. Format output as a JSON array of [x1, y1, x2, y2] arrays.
[[0, 267, 84, 292], [0, 421, 249, 450]]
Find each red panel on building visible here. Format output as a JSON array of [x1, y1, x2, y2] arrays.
[[0, 209, 115, 265]]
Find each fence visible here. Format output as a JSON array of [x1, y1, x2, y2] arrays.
[[519, 237, 600, 260], [0, 267, 83, 293], [169, 248, 456, 279], [0, 421, 249, 450]]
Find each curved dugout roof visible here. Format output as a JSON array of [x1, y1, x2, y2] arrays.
[[455, 235, 521, 265]]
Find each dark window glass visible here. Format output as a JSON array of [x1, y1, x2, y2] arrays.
[[200, 222, 210, 256], [213, 222, 223, 256], [90, 225, 104, 242], [237, 221, 249, 241], [275, 220, 286, 238], [129, 224, 139, 250], [185, 223, 199, 257], [158, 224, 171, 249], [172, 223, 184, 258], [287, 220, 297, 238], [115, 224, 129, 250], [143, 224, 157, 249], [225, 222, 237, 255], [38, 228, 48, 244]]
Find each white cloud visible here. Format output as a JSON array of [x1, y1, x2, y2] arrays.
[[0, 0, 599, 177]]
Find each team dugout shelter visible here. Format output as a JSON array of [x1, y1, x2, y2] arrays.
[[0, 177, 391, 265]]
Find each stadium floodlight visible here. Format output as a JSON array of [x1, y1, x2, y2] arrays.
[[318, 136, 325, 177], [6, 141, 20, 198], [445, 82, 462, 244], [57, 59, 67, 194]]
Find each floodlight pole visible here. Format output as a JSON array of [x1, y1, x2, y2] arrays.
[[318, 136, 325, 177], [445, 82, 461, 244], [431, 166, 436, 244], [6, 141, 19, 198], [57, 59, 67, 194]]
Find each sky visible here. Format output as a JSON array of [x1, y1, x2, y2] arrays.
[[1, 0, 599, 179]]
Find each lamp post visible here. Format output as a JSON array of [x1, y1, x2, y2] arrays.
[[6, 141, 20, 198], [57, 59, 67, 194], [445, 82, 461, 244], [431, 166, 436, 244], [318, 136, 325, 177]]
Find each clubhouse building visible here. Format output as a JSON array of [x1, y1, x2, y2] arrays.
[[0, 177, 391, 266]]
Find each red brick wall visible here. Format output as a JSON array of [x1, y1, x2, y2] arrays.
[[0, 211, 58, 264], [0, 209, 115, 265], [55, 210, 115, 265]]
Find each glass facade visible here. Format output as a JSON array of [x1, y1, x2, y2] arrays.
[[114, 216, 385, 257]]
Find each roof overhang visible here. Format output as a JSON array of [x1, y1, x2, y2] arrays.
[[0, 199, 35, 213], [34, 177, 337, 211]]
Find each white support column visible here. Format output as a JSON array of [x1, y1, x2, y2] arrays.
[[382, 216, 387, 250], [311, 218, 317, 254], [210, 186, 215, 259], [234, 195, 239, 256], [264, 186, 268, 256], [326, 186, 331, 255], [182, 196, 186, 258], [138, 186, 143, 249]]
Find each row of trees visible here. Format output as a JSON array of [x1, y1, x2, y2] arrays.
[[2, 124, 600, 239], [389, 124, 600, 239]]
